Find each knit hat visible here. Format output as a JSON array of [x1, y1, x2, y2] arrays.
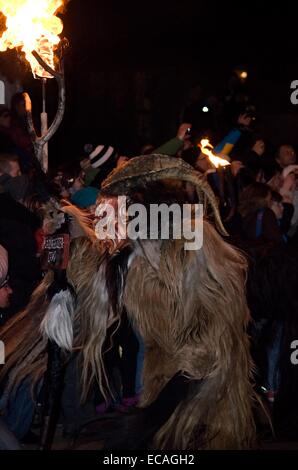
[[71, 186, 99, 208], [89, 145, 117, 169], [282, 165, 298, 180], [0, 244, 8, 287]]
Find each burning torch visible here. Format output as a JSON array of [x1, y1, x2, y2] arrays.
[[0, 0, 68, 173], [199, 139, 236, 221]]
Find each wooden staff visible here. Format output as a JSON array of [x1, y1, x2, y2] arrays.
[[23, 44, 67, 173]]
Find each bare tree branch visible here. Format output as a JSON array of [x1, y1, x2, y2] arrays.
[[24, 50, 66, 171], [40, 60, 65, 145], [31, 50, 66, 146]]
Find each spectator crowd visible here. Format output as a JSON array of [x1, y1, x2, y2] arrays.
[[1, 82, 298, 448]]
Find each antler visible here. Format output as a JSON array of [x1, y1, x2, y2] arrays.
[[101, 154, 228, 236]]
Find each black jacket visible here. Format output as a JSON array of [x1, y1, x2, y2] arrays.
[[0, 193, 41, 323]]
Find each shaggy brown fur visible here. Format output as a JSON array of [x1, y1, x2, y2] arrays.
[[67, 237, 118, 401], [0, 223, 256, 449], [0, 235, 117, 404], [0, 156, 256, 450], [0, 272, 53, 404], [123, 221, 255, 449]]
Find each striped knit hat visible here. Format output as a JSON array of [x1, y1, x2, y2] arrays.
[[89, 145, 117, 169]]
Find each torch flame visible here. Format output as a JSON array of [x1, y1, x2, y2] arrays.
[[0, 0, 64, 78], [199, 139, 231, 169]]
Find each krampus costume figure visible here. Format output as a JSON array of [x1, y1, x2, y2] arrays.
[[0, 155, 256, 449]]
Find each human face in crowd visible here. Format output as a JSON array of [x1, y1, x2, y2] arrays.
[[195, 152, 211, 173], [72, 175, 85, 192], [53, 171, 63, 184], [0, 281, 13, 308], [277, 145, 296, 168], [9, 160, 21, 178]]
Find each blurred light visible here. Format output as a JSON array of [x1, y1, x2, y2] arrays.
[[202, 106, 209, 113], [240, 71, 248, 80]]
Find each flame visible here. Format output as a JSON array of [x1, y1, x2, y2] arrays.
[[0, 0, 64, 78], [199, 139, 231, 168]]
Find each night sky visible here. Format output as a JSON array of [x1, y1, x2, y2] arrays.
[[62, 1, 297, 70], [1, 0, 298, 165]]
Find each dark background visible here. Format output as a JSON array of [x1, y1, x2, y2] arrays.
[[1, 0, 298, 167]]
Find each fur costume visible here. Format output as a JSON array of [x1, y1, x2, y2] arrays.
[[0, 155, 256, 449]]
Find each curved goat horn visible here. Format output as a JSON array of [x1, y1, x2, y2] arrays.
[[101, 154, 228, 236]]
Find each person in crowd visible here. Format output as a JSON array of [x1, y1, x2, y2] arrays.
[[265, 144, 296, 184], [238, 183, 284, 246], [266, 162, 298, 237], [0, 106, 14, 151], [81, 145, 118, 189], [0, 153, 32, 202], [154, 123, 192, 156], [270, 190, 293, 242], [213, 112, 253, 156], [69, 171, 85, 198], [10, 93, 34, 161], [0, 245, 21, 450], [0, 95, 41, 174], [71, 186, 99, 212], [236, 135, 266, 182], [0, 180, 41, 323]]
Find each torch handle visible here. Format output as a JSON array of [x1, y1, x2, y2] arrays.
[[217, 166, 226, 204], [42, 78, 47, 113]]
